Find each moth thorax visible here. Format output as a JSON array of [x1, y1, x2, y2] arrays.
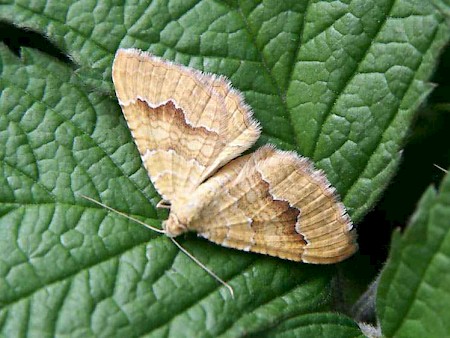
[[164, 212, 188, 237]]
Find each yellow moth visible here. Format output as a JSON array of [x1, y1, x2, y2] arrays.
[[84, 48, 358, 297]]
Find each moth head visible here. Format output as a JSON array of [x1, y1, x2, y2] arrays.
[[163, 212, 188, 237]]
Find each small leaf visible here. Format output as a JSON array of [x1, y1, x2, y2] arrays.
[[377, 168, 450, 337]]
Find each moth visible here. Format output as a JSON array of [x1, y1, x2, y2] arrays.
[[109, 48, 357, 266]]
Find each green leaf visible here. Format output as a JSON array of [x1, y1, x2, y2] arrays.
[[0, 45, 338, 337], [0, 0, 449, 337], [377, 168, 450, 338]]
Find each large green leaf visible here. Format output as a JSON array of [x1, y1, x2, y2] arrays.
[[1, 0, 449, 337], [377, 168, 450, 338], [0, 45, 334, 337]]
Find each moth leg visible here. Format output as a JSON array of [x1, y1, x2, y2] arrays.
[[157, 199, 171, 209]]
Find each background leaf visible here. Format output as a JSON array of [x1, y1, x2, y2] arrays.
[[1, 0, 449, 337], [377, 168, 450, 338]]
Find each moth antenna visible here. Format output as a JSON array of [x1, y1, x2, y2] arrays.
[[434, 163, 448, 173], [169, 237, 234, 299], [79, 194, 234, 298], [79, 194, 166, 234]]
